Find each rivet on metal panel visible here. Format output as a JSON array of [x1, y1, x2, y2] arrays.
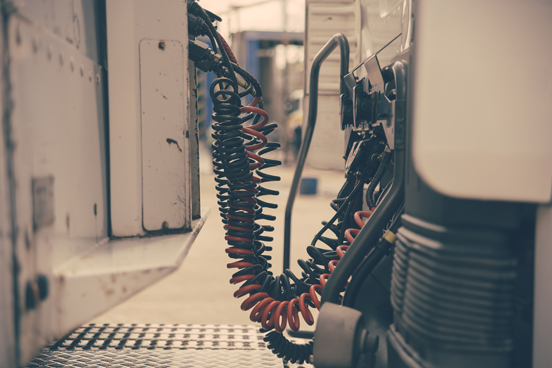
[[47, 44, 52, 60]]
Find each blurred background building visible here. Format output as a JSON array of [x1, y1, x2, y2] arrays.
[[196, 0, 306, 164]]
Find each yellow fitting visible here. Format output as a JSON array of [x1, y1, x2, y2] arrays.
[[383, 230, 396, 244]]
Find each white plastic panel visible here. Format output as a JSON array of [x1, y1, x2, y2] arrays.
[[107, 0, 190, 236], [412, 0, 552, 202], [140, 39, 188, 231]]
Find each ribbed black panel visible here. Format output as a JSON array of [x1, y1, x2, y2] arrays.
[[391, 215, 517, 354]]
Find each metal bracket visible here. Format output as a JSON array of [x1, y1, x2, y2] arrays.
[[341, 53, 396, 149], [365, 55, 395, 149], [340, 72, 357, 130], [376, 92, 394, 150]]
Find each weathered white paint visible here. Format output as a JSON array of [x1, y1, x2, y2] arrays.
[[1, 2, 203, 366], [140, 39, 189, 231], [9, 13, 108, 362], [107, 0, 190, 236]]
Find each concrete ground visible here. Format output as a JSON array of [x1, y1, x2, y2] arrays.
[[92, 145, 346, 327]]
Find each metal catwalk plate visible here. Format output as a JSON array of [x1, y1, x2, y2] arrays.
[[27, 324, 283, 368]]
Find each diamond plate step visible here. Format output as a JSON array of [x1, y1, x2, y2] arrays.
[[27, 324, 284, 368]]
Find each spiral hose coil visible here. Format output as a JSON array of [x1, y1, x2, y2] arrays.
[[210, 76, 377, 353], [207, 27, 386, 364]]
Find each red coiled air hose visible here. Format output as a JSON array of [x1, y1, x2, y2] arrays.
[[215, 35, 375, 335], [218, 32, 239, 65], [232, 208, 373, 332]]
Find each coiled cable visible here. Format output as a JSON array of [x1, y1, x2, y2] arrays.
[[210, 69, 389, 361], [263, 330, 313, 364], [197, 5, 391, 362]]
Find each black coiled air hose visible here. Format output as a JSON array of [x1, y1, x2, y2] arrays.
[[264, 331, 313, 364], [199, 8, 393, 363], [209, 71, 316, 364], [209, 71, 386, 362]]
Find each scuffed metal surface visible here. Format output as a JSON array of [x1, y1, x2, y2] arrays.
[[140, 38, 189, 232]]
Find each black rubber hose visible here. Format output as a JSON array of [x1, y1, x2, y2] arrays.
[[321, 149, 404, 306], [342, 206, 403, 307], [321, 151, 405, 304], [283, 33, 350, 272], [310, 182, 362, 247], [264, 331, 313, 364], [230, 62, 262, 98], [321, 61, 407, 306], [337, 188, 361, 245], [366, 151, 391, 208], [189, 2, 238, 89]]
